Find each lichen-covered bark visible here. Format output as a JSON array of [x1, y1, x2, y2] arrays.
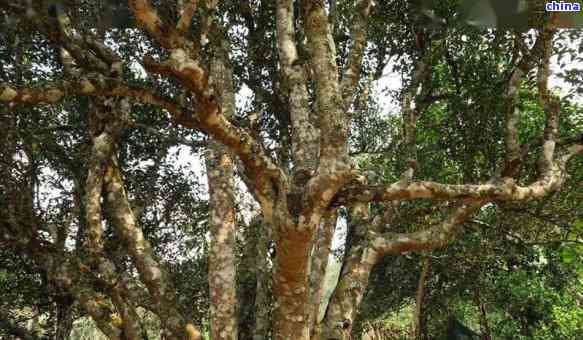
[[276, 0, 319, 172], [308, 213, 336, 337], [319, 205, 378, 340], [340, 0, 373, 110], [252, 217, 274, 340], [301, 0, 346, 161], [2, 6, 582, 340], [103, 161, 201, 340], [205, 37, 238, 340], [272, 224, 314, 340]]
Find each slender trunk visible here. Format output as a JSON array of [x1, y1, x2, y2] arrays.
[[238, 218, 258, 340], [253, 217, 273, 340], [205, 35, 239, 340], [104, 161, 200, 340], [319, 206, 380, 340], [412, 257, 430, 340], [205, 141, 238, 340], [319, 245, 379, 340], [309, 213, 336, 338], [475, 290, 491, 340]]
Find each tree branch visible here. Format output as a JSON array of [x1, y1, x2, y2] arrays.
[[537, 26, 558, 176], [301, 0, 347, 162], [398, 42, 438, 182], [176, 0, 199, 34], [0, 78, 181, 114], [370, 201, 486, 255], [502, 30, 553, 177], [128, 0, 186, 50], [335, 145, 582, 205], [103, 158, 202, 340], [276, 0, 318, 172], [300, 0, 359, 215], [340, 0, 373, 110]]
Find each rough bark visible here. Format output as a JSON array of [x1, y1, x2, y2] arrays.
[[276, 0, 319, 172], [271, 223, 313, 340], [309, 213, 337, 337], [319, 204, 379, 340], [205, 37, 239, 340], [0, 307, 41, 340], [1, 5, 582, 340], [253, 217, 274, 340], [103, 160, 201, 340], [341, 0, 373, 110]]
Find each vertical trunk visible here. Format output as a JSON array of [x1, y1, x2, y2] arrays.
[[272, 224, 314, 340], [205, 142, 238, 340], [55, 297, 74, 340], [253, 217, 273, 340], [319, 205, 380, 340], [309, 213, 336, 337], [238, 217, 258, 340], [205, 35, 239, 340], [412, 258, 431, 340], [475, 290, 491, 340]]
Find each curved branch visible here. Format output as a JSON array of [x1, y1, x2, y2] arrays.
[[336, 145, 582, 205], [143, 51, 282, 207], [370, 201, 485, 255], [1, 75, 281, 206]]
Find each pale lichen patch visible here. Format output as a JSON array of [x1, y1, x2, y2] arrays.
[[46, 89, 64, 102], [0, 87, 17, 101], [80, 79, 96, 93]]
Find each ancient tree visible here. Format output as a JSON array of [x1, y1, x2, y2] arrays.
[[0, 1, 582, 340]]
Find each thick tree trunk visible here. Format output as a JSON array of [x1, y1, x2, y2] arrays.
[[271, 224, 314, 340]]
